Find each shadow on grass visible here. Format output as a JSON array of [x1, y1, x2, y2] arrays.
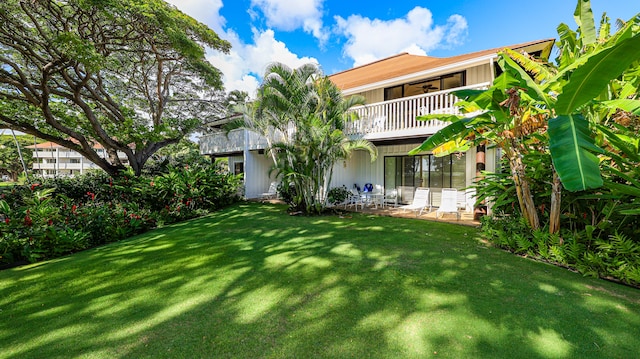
[[1, 202, 639, 358]]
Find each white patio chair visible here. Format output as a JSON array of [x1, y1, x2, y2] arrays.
[[398, 188, 431, 217], [383, 188, 398, 208], [437, 188, 459, 220], [260, 182, 278, 200], [346, 188, 364, 211], [368, 184, 384, 208]]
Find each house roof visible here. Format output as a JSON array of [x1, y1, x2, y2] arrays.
[[328, 38, 555, 92]]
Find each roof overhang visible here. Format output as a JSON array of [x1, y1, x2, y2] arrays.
[[331, 38, 555, 96]]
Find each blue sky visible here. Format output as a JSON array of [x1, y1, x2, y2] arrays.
[[166, 0, 639, 96]]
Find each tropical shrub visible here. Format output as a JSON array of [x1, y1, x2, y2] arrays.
[[327, 186, 351, 205], [0, 163, 242, 265]]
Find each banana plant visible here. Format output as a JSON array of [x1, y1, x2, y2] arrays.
[[411, 0, 640, 230]]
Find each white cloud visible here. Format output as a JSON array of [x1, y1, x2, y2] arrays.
[[251, 0, 329, 44], [164, 0, 226, 34], [335, 7, 468, 67], [208, 29, 319, 96], [164, 0, 319, 96]]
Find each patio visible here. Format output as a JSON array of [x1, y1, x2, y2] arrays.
[[260, 198, 480, 226], [341, 202, 480, 226]]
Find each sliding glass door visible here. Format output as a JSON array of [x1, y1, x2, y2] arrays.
[[384, 153, 466, 202]]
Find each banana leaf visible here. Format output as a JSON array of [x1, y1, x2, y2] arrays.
[[497, 53, 550, 106], [573, 0, 597, 45], [555, 34, 640, 115], [409, 119, 472, 155], [548, 114, 603, 191], [432, 139, 471, 157], [600, 99, 640, 115]]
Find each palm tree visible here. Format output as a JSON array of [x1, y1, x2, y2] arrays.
[[232, 62, 376, 214]]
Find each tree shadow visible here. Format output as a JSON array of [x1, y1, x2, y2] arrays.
[[1, 203, 639, 358]]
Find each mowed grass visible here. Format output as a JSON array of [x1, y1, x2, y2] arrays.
[[1, 202, 639, 359]]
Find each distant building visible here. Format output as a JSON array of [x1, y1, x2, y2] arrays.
[[26, 141, 128, 177]]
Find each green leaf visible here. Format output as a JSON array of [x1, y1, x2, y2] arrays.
[[574, 0, 597, 45], [605, 181, 640, 197], [409, 119, 473, 155], [597, 124, 640, 162], [497, 53, 550, 106], [556, 34, 640, 115], [548, 114, 603, 191], [600, 99, 640, 115]]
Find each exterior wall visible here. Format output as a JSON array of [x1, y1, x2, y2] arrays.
[[466, 63, 493, 85], [244, 151, 276, 199], [359, 88, 384, 106]]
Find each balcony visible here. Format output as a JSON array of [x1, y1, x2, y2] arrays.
[[199, 82, 489, 155], [200, 128, 271, 155], [345, 82, 489, 140]]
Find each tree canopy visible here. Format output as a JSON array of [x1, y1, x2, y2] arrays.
[[0, 0, 231, 176]]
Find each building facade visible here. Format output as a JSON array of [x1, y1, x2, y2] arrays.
[[199, 39, 555, 208], [27, 141, 127, 177]]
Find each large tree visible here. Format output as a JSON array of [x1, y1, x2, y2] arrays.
[[0, 0, 230, 176]]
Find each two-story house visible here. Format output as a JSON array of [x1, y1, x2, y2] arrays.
[[199, 38, 554, 208]]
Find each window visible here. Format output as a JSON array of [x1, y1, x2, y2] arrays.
[[384, 71, 466, 101], [234, 162, 244, 175], [384, 153, 466, 190], [384, 85, 403, 101]]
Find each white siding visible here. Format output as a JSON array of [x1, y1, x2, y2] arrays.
[[244, 151, 276, 199], [466, 63, 493, 85]]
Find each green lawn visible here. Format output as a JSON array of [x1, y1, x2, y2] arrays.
[[1, 202, 639, 358]]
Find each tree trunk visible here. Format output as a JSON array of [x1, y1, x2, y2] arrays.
[[505, 146, 540, 230], [10, 129, 29, 184], [549, 168, 562, 234]]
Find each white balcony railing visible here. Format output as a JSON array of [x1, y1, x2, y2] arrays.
[[199, 82, 489, 154], [345, 82, 489, 140]]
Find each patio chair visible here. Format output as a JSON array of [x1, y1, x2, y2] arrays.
[[383, 188, 398, 208], [398, 188, 431, 217], [437, 188, 459, 220], [370, 184, 384, 208], [457, 188, 476, 213], [260, 182, 278, 200], [345, 188, 364, 211]]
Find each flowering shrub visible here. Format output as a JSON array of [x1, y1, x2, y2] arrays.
[[0, 163, 242, 265]]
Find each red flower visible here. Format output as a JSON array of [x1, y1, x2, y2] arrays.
[[24, 211, 32, 227], [30, 183, 40, 191], [4, 217, 9, 224], [48, 219, 53, 226], [72, 205, 77, 213], [87, 192, 95, 201]]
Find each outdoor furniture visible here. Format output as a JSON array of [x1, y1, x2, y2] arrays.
[[398, 187, 431, 217], [457, 188, 476, 213], [437, 188, 459, 220], [260, 182, 278, 200], [346, 188, 364, 210], [369, 184, 385, 208], [383, 188, 398, 208]]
